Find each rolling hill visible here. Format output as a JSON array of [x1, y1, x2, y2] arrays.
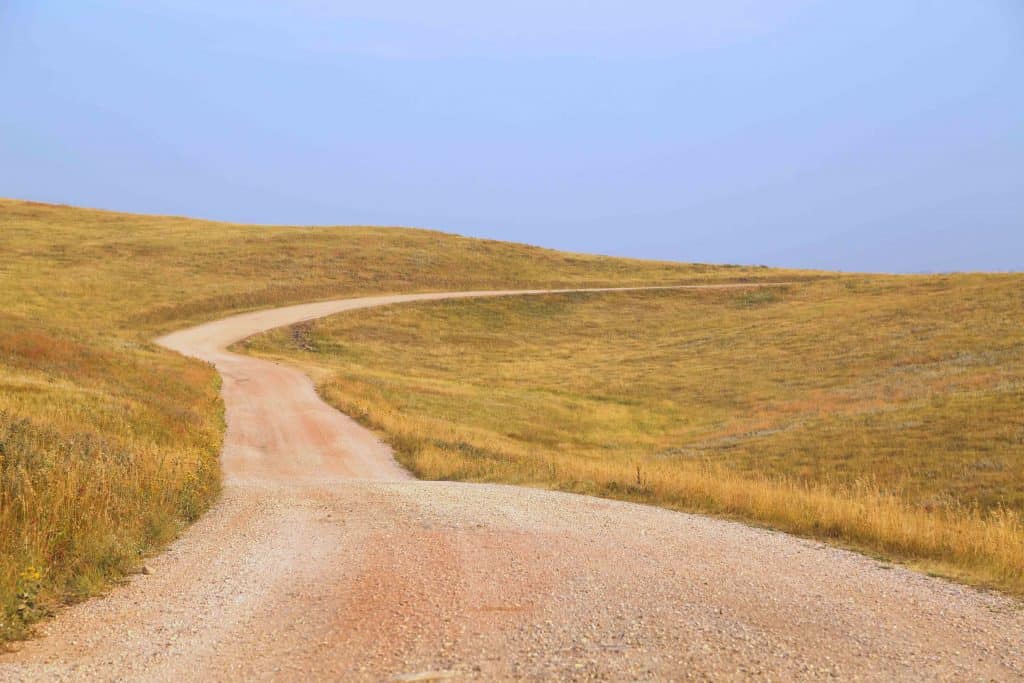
[[0, 198, 792, 641]]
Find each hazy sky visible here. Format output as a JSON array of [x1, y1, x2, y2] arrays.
[[2, 1, 1021, 272]]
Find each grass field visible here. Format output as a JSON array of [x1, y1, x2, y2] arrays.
[[0, 198, 786, 641], [242, 278, 1024, 594]]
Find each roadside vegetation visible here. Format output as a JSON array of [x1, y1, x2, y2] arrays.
[[0, 198, 781, 642], [243, 279, 1024, 595]]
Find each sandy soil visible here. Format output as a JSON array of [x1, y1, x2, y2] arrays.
[[2, 285, 1022, 682]]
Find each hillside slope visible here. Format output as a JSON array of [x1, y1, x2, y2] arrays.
[[0, 198, 797, 641], [243, 280, 1024, 593]]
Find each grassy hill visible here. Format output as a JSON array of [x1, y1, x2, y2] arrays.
[[0, 199, 791, 641], [242, 279, 1024, 594]]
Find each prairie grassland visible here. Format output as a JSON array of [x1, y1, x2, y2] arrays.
[[243, 278, 1024, 594], [0, 198, 781, 641]]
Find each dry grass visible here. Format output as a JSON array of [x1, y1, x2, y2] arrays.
[[243, 279, 1024, 594], [0, 198, 783, 641]]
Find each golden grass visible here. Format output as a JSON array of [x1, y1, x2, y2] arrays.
[[243, 279, 1024, 594], [0, 198, 782, 641]]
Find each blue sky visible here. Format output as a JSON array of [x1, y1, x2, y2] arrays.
[[1, 1, 1021, 272]]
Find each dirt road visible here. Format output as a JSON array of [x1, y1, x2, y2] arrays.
[[3, 285, 1023, 681]]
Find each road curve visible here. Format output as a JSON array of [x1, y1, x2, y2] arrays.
[[2, 285, 1023, 681]]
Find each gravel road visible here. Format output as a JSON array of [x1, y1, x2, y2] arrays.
[[2, 285, 1022, 682]]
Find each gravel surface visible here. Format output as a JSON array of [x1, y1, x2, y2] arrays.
[[2, 286, 1022, 682]]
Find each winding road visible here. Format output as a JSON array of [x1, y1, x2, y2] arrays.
[[2, 285, 1023, 681]]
